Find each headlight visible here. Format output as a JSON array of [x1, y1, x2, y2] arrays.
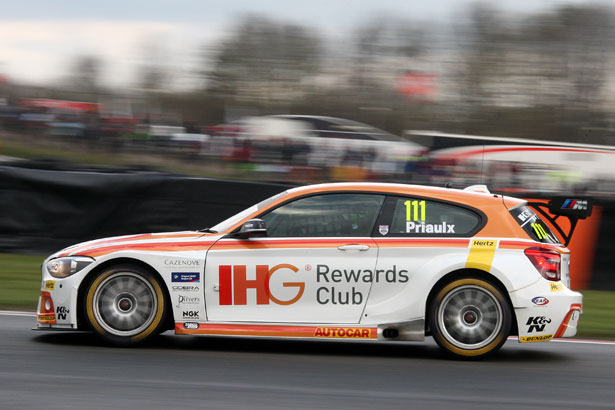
[[46, 256, 94, 278]]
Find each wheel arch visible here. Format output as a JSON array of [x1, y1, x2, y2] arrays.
[[76, 257, 174, 331], [424, 268, 518, 336]]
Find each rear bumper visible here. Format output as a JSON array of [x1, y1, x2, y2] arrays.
[[510, 278, 583, 343]]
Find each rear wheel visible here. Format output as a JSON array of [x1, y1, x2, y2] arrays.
[[429, 277, 511, 359], [84, 265, 167, 346]]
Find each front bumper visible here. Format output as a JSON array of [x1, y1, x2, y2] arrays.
[[36, 269, 83, 330]]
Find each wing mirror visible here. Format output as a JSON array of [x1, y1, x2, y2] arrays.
[[237, 219, 267, 238]]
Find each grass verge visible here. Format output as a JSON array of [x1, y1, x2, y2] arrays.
[[576, 290, 615, 340], [0, 253, 44, 310], [0, 253, 613, 340]]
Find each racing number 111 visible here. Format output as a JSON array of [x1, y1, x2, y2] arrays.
[[531, 223, 548, 240], [405, 200, 426, 222]]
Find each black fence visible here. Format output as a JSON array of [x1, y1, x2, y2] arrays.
[[1, 162, 613, 289], [0, 162, 290, 254]]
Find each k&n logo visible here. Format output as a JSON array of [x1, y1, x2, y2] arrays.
[[219, 264, 305, 306], [526, 316, 551, 333]]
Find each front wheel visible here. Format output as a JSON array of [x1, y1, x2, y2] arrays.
[[84, 265, 167, 346], [428, 277, 511, 359]]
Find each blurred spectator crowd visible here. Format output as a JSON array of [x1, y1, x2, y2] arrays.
[[1, 98, 613, 198]]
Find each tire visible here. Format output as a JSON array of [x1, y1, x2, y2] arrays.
[[84, 264, 167, 346], [428, 277, 511, 359]]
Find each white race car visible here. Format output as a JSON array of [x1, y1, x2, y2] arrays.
[[36, 183, 589, 358]]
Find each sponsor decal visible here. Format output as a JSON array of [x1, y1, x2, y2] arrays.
[[561, 199, 587, 211], [531, 296, 549, 306], [219, 264, 305, 306], [172, 272, 200, 283], [471, 240, 495, 247], [516, 209, 534, 222], [316, 264, 409, 284], [314, 327, 373, 339], [466, 239, 498, 270], [38, 291, 56, 324], [527, 316, 552, 333], [182, 310, 200, 319], [45, 280, 55, 291], [175, 323, 379, 339], [172, 285, 200, 292], [218, 264, 410, 307], [520, 334, 553, 343], [406, 221, 455, 234], [316, 264, 408, 305], [379, 225, 389, 236], [550, 282, 564, 292], [56, 306, 69, 320], [176, 295, 200, 308], [164, 259, 201, 267]]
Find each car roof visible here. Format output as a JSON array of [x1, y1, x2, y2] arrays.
[[285, 182, 522, 207]]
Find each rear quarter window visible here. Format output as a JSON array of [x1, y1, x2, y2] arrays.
[[386, 196, 483, 237], [510, 205, 560, 244]]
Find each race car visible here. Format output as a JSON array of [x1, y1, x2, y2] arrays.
[[36, 182, 590, 358]]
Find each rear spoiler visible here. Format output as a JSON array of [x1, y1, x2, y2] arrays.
[[526, 197, 593, 247]]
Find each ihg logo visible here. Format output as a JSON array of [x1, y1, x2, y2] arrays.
[[218, 264, 305, 306]]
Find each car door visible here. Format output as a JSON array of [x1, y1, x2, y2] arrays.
[[204, 192, 385, 324]]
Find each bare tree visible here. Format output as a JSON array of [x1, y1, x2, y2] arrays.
[[205, 14, 322, 102], [68, 55, 104, 95]]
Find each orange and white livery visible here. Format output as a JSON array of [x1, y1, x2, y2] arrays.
[[36, 182, 588, 358]]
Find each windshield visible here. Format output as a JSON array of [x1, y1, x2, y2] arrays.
[[210, 190, 288, 233], [509, 205, 560, 244]]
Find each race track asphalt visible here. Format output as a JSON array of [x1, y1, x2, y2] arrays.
[[1, 313, 614, 410]]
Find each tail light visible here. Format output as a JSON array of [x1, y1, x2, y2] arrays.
[[525, 247, 561, 281]]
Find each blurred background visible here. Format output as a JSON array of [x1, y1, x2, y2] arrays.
[[0, 0, 614, 191], [1, 1, 615, 295]]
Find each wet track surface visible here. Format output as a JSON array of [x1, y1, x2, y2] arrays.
[[1, 314, 614, 410]]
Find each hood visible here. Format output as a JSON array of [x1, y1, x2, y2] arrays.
[[54, 231, 219, 258]]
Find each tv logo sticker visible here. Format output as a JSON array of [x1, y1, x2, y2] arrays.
[[172, 272, 200, 283], [219, 264, 305, 306]]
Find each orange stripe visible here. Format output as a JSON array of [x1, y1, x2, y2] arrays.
[[499, 240, 569, 253], [61, 233, 205, 257], [554, 303, 583, 338], [80, 240, 216, 257], [214, 238, 469, 250], [76, 237, 565, 258], [375, 238, 469, 248], [175, 323, 378, 339]]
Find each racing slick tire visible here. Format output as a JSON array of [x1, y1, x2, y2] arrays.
[[84, 264, 167, 346], [428, 277, 511, 359]]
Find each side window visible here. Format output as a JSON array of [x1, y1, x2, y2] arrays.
[[261, 193, 385, 237], [387, 197, 481, 236]]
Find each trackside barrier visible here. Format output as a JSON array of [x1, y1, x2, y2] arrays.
[[0, 164, 290, 255]]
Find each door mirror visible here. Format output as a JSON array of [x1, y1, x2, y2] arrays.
[[238, 219, 267, 238]]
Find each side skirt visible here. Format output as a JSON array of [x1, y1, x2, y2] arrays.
[[175, 319, 425, 342]]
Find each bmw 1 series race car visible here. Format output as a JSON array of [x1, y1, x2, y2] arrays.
[[36, 183, 590, 358]]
